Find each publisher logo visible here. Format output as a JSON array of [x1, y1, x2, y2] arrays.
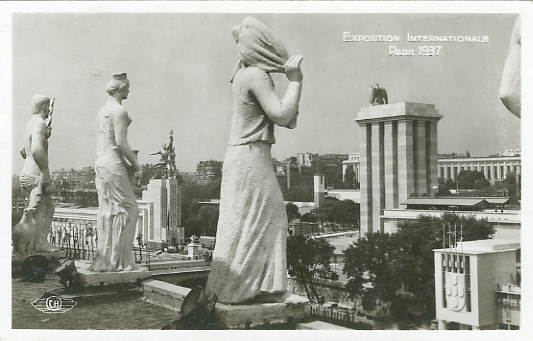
[[31, 296, 77, 313]]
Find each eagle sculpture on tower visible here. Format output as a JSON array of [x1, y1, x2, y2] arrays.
[[369, 84, 388, 105]]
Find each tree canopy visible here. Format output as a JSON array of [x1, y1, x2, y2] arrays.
[[343, 212, 495, 319], [287, 234, 335, 302], [282, 183, 313, 202], [286, 203, 301, 223], [457, 170, 486, 189]]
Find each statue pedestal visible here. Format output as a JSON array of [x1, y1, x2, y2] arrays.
[[215, 294, 309, 329], [74, 260, 150, 287], [12, 250, 66, 264], [142, 280, 310, 329], [187, 243, 200, 258]]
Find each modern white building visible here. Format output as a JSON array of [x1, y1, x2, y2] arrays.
[[437, 155, 521, 181], [381, 207, 520, 240], [433, 239, 520, 330], [343, 152, 521, 183]]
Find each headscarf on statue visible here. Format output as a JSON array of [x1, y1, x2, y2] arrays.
[[230, 17, 290, 83], [230, 17, 298, 129]]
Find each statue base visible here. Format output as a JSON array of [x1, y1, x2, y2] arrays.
[[12, 250, 66, 264], [142, 280, 310, 329], [74, 260, 150, 287]]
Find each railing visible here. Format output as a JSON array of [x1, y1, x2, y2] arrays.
[[49, 219, 98, 261], [309, 305, 373, 330], [132, 246, 156, 270], [49, 218, 154, 270]]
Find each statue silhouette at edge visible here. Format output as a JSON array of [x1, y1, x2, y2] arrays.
[[500, 17, 520, 118], [13, 95, 61, 254], [369, 83, 388, 105]]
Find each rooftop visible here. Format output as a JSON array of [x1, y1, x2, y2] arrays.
[[434, 239, 520, 254]]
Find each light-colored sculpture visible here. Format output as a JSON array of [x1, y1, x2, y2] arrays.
[[500, 17, 521, 118], [13, 95, 60, 254], [205, 17, 303, 304], [89, 73, 141, 272], [369, 84, 388, 105]]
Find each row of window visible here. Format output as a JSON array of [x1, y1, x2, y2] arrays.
[[439, 164, 520, 180]]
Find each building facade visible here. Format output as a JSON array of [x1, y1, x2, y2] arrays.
[[433, 239, 520, 330], [355, 102, 442, 234], [343, 152, 521, 184], [196, 160, 223, 185], [437, 155, 521, 182]]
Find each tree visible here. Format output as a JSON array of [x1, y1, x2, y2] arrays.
[[286, 203, 301, 223], [438, 177, 455, 196], [301, 212, 317, 223], [457, 170, 485, 189], [343, 166, 359, 189], [474, 178, 491, 190], [282, 183, 313, 202], [343, 232, 399, 313], [287, 235, 335, 302], [392, 212, 494, 317], [504, 171, 517, 185], [197, 205, 219, 236], [336, 200, 359, 229], [185, 216, 205, 238]]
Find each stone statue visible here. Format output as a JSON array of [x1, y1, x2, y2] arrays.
[[89, 73, 141, 272], [500, 17, 520, 118], [13, 95, 60, 254], [149, 130, 177, 178], [369, 84, 388, 105], [205, 17, 303, 305]]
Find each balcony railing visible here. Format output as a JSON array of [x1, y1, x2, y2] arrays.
[[49, 219, 98, 261], [49, 217, 153, 269]]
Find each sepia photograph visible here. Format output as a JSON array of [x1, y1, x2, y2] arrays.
[[1, 2, 529, 340]]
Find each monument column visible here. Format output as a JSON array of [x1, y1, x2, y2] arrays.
[[355, 103, 442, 235]]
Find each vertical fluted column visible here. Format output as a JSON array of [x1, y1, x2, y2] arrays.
[[159, 176, 167, 241], [359, 123, 372, 234], [149, 202, 154, 240], [413, 120, 427, 196], [384, 121, 398, 209], [397, 120, 414, 206], [427, 121, 439, 196], [371, 122, 385, 233]]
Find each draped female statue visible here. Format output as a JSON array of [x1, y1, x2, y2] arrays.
[[89, 73, 142, 272], [205, 17, 303, 304]]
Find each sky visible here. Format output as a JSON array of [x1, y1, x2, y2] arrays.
[[10, 12, 520, 174]]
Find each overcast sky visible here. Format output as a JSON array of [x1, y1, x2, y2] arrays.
[[11, 12, 520, 173]]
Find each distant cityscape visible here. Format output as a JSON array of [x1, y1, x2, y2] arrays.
[[22, 148, 518, 194]]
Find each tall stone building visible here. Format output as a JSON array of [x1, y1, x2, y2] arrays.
[[196, 160, 223, 185], [355, 102, 442, 235]]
